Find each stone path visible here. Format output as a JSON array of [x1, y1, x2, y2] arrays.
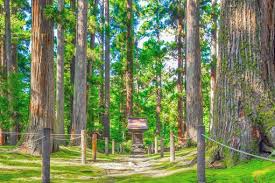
[[92, 149, 197, 177]]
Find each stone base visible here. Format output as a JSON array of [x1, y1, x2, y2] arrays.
[[132, 144, 145, 155]]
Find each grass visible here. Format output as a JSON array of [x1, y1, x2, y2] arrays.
[[0, 146, 275, 182]]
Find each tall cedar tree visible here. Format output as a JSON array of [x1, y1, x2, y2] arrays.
[[126, 0, 134, 117], [212, 0, 275, 161], [104, 0, 110, 138], [71, 0, 88, 144], [22, 0, 55, 154], [209, 0, 217, 132], [55, 0, 65, 145], [186, 0, 203, 142]]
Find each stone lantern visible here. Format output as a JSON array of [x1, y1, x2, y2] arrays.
[[127, 118, 148, 155]]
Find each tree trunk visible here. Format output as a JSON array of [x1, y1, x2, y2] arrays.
[[99, 0, 105, 126], [103, 0, 110, 139], [0, 4, 4, 145], [69, 0, 76, 134], [209, 0, 218, 133], [71, 0, 88, 145], [55, 0, 65, 146], [126, 0, 134, 117], [212, 0, 275, 162], [176, 0, 186, 144], [186, 0, 203, 142], [22, 0, 55, 154], [9, 44, 18, 145]]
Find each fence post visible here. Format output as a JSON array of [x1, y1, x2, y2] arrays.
[[197, 125, 206, 183], [92, 133, 97, 162], [112, 139, 115, 155], [105, 137, 109, 155], [154, 136, 158, 154], [160, 137, 164, 158], [42, 128, 50, 183], [170, 130, 175, 162], [81, 130, 86, 164]]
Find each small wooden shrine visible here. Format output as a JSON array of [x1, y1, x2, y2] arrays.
[[127, 118, 148, 155]]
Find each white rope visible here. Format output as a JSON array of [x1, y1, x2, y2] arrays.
[[2, 132, 40, 135], [31, 136, 45, 143], [202, 134, 275, 163]]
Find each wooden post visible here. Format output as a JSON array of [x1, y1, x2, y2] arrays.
[[81, 130, 86, 164], [105, 137, 109, 154], [92, 133, 97, 162], [112, 139, 115, 154], [42, 128, 50, 183], [197, 125, 206, 183], [0, 128, 5, 145], [119, 144, 122, 154], [154, 136, 158, 154], [160, 137, 164, 158], [170, 130, 175, 162]]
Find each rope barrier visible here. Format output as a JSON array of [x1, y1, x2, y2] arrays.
[[202, 134, 275, 163], [2, 132, 40, 135]]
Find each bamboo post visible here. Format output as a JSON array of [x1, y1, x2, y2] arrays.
[[154, 136, 158, 154], [197, 125, 206, 183], [105, 137, 109, 155], [42, 128, 50, 183], [112, 139, 115, 154], [92, 133, 97, 162], [170, 130, 175, 162], [160, 137, 164, 158], [81, 130, 86, 164]]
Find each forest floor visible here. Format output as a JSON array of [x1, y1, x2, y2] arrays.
[[0, 146, 275, 182]]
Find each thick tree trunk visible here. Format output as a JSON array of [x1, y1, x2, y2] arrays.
[[22, 0, 55, 154], [103, 0, 110, 139], [71, 0, 88, 145], [55, 0, 65, 146], [209, 0, 217, 133], [212, 0, 275, 162], [186, 0, 203, 142], [126, 0, 134, 117]]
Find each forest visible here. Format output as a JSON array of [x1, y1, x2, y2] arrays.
[[0, 0, 275, 182]]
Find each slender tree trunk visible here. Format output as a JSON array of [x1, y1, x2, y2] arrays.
[[55, 0, 65, 146], [71, 0, 88, 145], [22, 0, 55, 154], [209, 0, 217, 133], [103, 0, 110, 139], [87, 0, 98, 130], [155, 1, 161, 136], [212, 0, 275, 162], [176, 0, 187, 144], [9, 43, 18, 145], [99, 0, 105, 126], [186, 0, 203, 142], [69, 0, 76, 134], [126, 0, 134, 117]]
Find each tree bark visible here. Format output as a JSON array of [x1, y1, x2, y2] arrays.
[[186, 0, 203, 142], [69, 0, 76, 134], [126, 0, 134, 117], [103, 0, 110, 139], [55, 0, 65, 146], [176, 0, 186, 144], [212, 0, 275, 162], [22, 0, 55, 154], [71, 0, 88, 145], [209, 0, 217, 133], [99, 0, 105, 126]]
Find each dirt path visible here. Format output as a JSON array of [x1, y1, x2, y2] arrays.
[[92, 149, 197, 178]]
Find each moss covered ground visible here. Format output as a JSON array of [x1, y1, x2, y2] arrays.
[[0, 146, 274, 182]]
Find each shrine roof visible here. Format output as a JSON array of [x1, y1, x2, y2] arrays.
[[127, 118, 148, 130]]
